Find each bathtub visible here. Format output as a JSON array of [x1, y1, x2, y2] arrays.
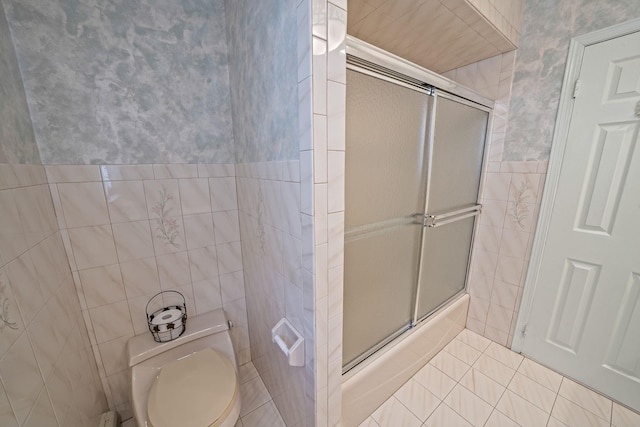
[[341, 293, 469, 426]]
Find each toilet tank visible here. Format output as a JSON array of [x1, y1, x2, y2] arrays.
[[127, 308, 237, 370]]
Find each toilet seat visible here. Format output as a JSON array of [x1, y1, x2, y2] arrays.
[[147, 348, 238, 427]]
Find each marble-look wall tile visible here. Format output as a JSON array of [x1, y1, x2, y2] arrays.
[[236, 162, 309, 427], [0, 2, 39, 164], [0, 164, 107, 426], [445, 48, 551, 349], [224, 3, 312, 423], [504, 0, 640, 161], [46, 164, 246, 418], [4, 0, 235, 165]]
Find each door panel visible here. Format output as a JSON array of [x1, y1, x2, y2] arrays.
[[522, 30, 640, 411]]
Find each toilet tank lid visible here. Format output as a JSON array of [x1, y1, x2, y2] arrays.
[[127, 308, 229, 367]]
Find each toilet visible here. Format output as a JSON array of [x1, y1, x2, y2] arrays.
[[128, 309, 241, 427]]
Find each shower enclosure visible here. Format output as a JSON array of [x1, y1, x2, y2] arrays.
[[343, 47, 491, 371]]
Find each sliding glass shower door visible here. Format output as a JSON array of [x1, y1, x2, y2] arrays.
[[343, 65, 490, 371], [415, 96, 488, 320], [343, 69, 432, 369]]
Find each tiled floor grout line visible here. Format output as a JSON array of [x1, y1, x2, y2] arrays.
[[363, 329, 640, 427], [546, 377, 562, 427], [436, 340, 516, 426], [609, 403, 613, 427]]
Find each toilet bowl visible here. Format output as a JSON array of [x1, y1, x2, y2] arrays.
[[128, 309, 241, 427]]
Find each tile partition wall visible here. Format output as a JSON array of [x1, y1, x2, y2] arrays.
[[444, 52, 548, 348], [468, 160, 547, 347], [309, 0, 347, 426], [235, 160, 308, 427], [45, 163, 249, 420], [0, 164, 107, 426]]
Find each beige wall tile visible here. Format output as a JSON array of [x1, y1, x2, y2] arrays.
[[112, 221, 155, 262], [100, 165, 153, 181], [0, 333, 45, 425], [104, 181, 148, 223], [120, 257, 161, 299], [89, 301, 134, 344], [45, 165, 101, 183], [156, 252, 191, 290], [58, 182, 110, 228], [178, 178, 211, 215], [68, 225, 118, 270], [79, 264, 126, 309]]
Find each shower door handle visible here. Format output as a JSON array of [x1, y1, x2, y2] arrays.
[[423, 204, 481, 228]]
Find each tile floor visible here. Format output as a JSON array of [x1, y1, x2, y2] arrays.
[[359, 329, 640, 427], [120, 329, 640, 427], [121, 361, 285, 427]]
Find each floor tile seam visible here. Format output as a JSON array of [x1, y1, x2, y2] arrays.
[[498, 385, 554, 427], [557, 377, 615, 423], [546, 416, 569, 427], [393, 391, 438, 424], [484, 345, 525, 372], [458, 371, 509, 409], [439, 346, 475, 373], [374, 395, 421, 426], [446, 338, 484, 364], [240, 398, 275, 422], [441, 378, 499, 427], [455, 332, 491, 353], [515, 367, 562, 395], [239, 381, 272, 416], [438, 400, 480, 427], [609, 398, 613, 427], [545, 378, 563, 427], [434, 368, 464, 419], [483, 407, 516, 427], [492, 405, 525, 427], [506, 372, 558, 414], [427, 359, 468, 384], [555, 389, 612, 424], [518, 357, 565, 392], [470, 344, 517, 385]]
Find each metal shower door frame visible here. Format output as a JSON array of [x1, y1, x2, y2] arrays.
[[412, 89, 492, 326], [343, 37, 495, 371]]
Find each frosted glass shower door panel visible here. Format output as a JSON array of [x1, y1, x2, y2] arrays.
[[427, 96, 488, 213], [343, 69, 431, 368], [416, 96, 488, 321], [417, 217, 476, 317]]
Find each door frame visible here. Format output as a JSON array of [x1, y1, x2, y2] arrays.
[[512, 17, 640, 353]]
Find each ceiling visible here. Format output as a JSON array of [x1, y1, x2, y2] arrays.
[[348, 0, 522, 73]]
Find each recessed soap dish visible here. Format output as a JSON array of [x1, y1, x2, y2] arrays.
[[271, 318, 304, 367]]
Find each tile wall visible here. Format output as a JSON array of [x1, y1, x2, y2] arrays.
[[468, 160, 547, 347], [0, 164, 107, 426], [235, 160, 308, 427], [445, 53, 548, 348], [310, 0, 347, 425], [232, 1, 347, 426], [466, 0, 525, 46], [45, 163, 248, 420]]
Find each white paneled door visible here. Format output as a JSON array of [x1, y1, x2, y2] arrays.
[[520, 28, 640, 411]]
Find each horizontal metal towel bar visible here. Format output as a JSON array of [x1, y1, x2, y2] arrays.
[[424, 204, 481, 228]]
